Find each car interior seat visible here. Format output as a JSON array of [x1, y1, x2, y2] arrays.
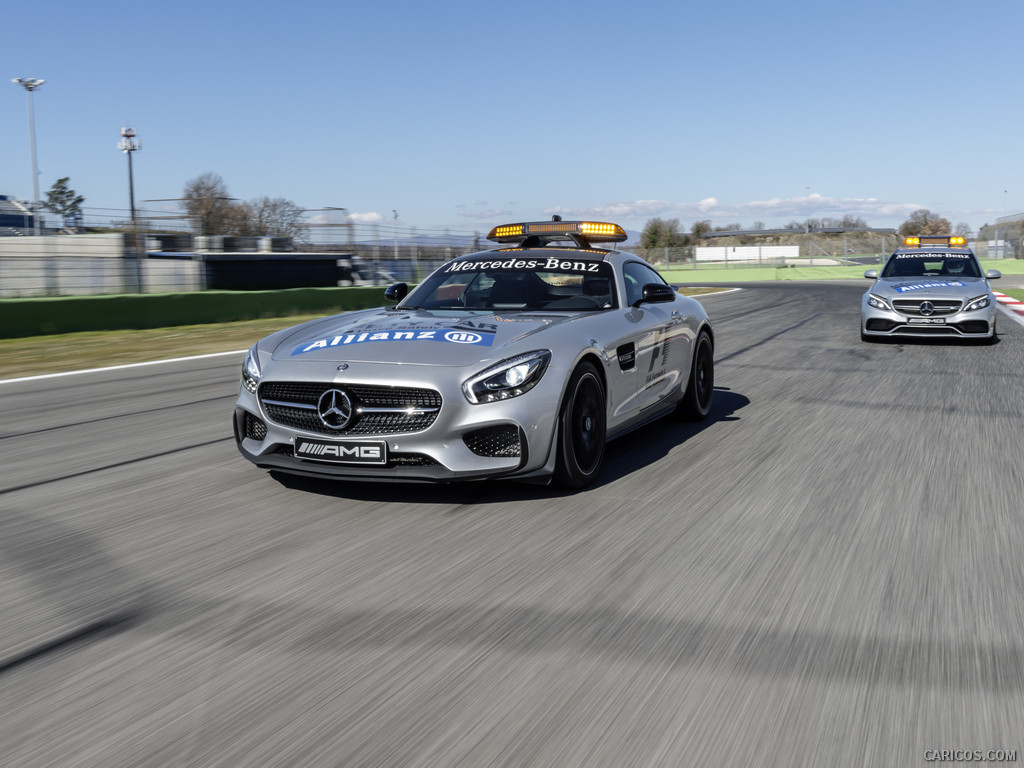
[[488, 276, 528, 307]]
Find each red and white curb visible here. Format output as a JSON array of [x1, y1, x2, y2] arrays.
[[994, 291, 1024, 326], [995, 288, 1024, 325]]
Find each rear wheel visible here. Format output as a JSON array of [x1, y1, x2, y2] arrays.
[[676, 329, 714, 421], [554, 362, 606, 489]]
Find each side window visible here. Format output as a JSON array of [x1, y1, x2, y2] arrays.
[[623, 262, 667, 306]]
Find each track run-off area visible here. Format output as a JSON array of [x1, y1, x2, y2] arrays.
[[1, 280, 1023, 766]]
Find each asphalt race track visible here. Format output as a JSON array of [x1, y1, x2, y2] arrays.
[[1, 281, 1023, 767]]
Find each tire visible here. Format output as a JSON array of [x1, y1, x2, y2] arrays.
[[554, 362, 606, 489], [676, 329, 714, 421]]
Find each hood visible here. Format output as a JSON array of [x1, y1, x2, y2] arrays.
[[871, 276, 988, 299], [270, 308, 576, 365]]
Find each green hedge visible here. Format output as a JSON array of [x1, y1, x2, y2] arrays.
[[0, 287, 389, 339]]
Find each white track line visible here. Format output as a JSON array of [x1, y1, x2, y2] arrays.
[[0, 349, 248, 386]]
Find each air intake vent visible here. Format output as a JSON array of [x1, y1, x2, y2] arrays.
[[463, 425, 521, 457]]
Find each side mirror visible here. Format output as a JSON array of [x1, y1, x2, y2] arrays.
[[986, 269, 1002, 280], [384, 282, 408, 302], [864, 269, 878, 279], [633, 283, 676, 307]]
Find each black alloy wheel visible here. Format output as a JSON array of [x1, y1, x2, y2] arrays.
[[554, 362, 606, 489], [677, 329, 714, 421]]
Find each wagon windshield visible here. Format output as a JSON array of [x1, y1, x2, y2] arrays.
[[881, 253, 982, 279], [401, 256, 618, 312]]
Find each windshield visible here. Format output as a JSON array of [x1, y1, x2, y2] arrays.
[[881, 252, 982, 279], [401, 256, 618, 312]]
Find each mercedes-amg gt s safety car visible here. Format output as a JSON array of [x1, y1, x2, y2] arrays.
[[234, 219, 714, 488], [861, 235, 1001, 342]]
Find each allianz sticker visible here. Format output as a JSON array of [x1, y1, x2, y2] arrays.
[[894, 281, 965, 293], [292, 328, 494, 355]]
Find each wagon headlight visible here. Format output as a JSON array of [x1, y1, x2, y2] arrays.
[[964, 294, 991, 312], [463, 350, 551, 404], [242, 345, 262, 393], [866, 294, 891, 311]]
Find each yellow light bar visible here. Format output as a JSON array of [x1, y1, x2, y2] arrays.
[[579, 222, 627, 239], [486, 220, 627, 243], [903, 235, 968, 248], [491, 224, 524, 240]]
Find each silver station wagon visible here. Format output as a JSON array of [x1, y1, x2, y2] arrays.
[[861, 235, 1001, 342]]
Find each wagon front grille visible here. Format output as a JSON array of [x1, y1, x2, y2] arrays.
[[892, 298, 962, 316]]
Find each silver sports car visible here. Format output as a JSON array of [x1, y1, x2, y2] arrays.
[[861, 235, 1001, 342], [233, 219, 715, 488]]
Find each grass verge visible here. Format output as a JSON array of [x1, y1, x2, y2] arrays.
[[0, 315, 323, 381], [0, 288, 726, 381]]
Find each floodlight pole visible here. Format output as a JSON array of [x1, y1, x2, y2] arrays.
[[118, 127, 141, 233], [119, 127, 142, 290], [392, 210, 399, 260], [11, 78, 45, 236]]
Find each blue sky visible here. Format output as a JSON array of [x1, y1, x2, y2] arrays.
[[3, 0, 1022, 238]]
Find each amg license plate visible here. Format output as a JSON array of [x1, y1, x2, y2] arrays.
[[294, 438, 387, 464], [907, 317, 946, 324]]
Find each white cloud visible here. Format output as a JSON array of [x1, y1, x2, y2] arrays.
[[457, 208, 513, 220], [302, 210, 383, 226], [545, 194, 926, 228], [348, 211, 384, 224]]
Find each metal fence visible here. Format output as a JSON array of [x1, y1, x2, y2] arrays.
[[628, 233, 906, 271], [1, 213, 1020, 298], [0, 231, 459, 298]]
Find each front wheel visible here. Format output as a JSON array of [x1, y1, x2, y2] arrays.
[[676, 329, 714, 421], [554, 362, 606, 489]]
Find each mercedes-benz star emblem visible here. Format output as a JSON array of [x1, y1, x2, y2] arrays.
[[919, 301, 936, 316], [317, 388, 354, 430]]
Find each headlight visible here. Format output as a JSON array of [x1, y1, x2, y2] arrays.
[[463, 350, 551, 404], [866, 294, 891, 311], [964, 294, 991, 312], [242, 345, 262, 393]]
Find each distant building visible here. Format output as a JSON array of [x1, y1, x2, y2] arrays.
[[0, 195, 34, 232]]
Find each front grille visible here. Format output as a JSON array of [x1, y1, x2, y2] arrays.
[[259, 381, 442, 436], [892, 299, 962, 316], [244, 412, 268, 441], [907, 326, 957, 335], [389, 454, 440, 467], [463, 425, 521, 457]]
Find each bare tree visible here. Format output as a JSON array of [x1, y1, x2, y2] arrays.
[[898, 209, 953, 237], [245, 196, 304, 238], [641, 217, 687, 248], [182, 173, 237, 235], [690, 220, 712, 238]]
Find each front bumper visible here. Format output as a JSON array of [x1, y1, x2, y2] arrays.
[[861, 301, 997, 339], [232, 361, 566, 483]]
